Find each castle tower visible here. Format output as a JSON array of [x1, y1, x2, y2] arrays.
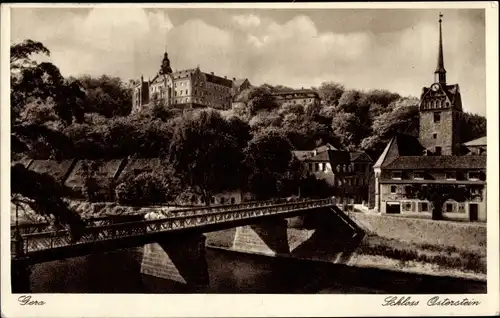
[[418, 13, 463, 156], [159, 44, 172, 75]]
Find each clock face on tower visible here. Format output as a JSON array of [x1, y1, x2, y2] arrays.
[[431, 83, 440, 92]]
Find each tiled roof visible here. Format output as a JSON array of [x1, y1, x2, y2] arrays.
[[315, 143, 337, 153], [292, 150, 313, 161], [64, 159, 126, 189], [382, 155, 486, 170], [463, 136, 487, 147], [232, 79, 247, 88], [120, 158, 163, 176], [172, 68, 197, 78], [374, 133, 425, 168], [28, 159, 76, 182], [12, 157, 33, 168], [204, 72, 233, 88], [271, 89, 319, 98], [350, 151, 373, 162], [308, 151, 330, 162]]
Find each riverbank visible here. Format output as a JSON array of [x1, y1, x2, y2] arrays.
[[204, 215, 487, 283]]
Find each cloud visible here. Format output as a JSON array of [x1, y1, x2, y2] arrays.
[[232, 14, 261, 29], [11, 8, 174, 79], [10, 9, 485, 115]]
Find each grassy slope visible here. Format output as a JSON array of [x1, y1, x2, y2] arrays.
[[357, 234, 486, 274]]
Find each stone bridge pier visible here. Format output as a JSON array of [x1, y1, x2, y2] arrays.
[[140, 216, 291, 286], [140, 234, 209, 288], [231, 217, 291, 256]]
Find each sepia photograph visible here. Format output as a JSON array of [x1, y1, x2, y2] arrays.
[[1, 2, 499, 317]]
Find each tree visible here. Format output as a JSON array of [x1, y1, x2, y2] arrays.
[[245, 86, 279, 115], [115, 165, 181, 206], [457, 112, 487, 144], [169, 109, 248, 205], [11, 40, 85, 239], [314, 82, 345, 106], [75, 74, 132, 117], [404, 184, 484, 220], [361, 99, 419, 153], [244, 128, 297, 199]]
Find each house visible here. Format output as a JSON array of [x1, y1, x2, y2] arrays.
[[292, 144, 373, 203], [462, 136, 487, 156], [373, 15, 487, 222], [272, 89, 321, 107]]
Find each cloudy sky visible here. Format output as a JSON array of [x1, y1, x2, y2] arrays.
[[11, 7, 485, 115]]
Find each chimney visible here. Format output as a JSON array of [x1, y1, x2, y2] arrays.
[[224, 76, 227, 79], [211, 72, 214, 75], [233, 77, 236, 80]]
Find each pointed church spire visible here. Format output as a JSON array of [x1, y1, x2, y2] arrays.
[[434, 12, 446, 85]]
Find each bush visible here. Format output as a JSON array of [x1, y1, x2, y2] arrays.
[[115, 172, 170, 206]]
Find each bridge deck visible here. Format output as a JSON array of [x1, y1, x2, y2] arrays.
[[12, 198, 336, 264]]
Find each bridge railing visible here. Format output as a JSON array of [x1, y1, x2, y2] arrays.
[[12, 198, 336, 257], [10, 197, 308, 236]]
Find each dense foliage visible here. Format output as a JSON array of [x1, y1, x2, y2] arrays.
[[12, 39, 487, 208]]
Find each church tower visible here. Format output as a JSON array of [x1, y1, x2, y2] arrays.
[[418, 13, 463, 156]]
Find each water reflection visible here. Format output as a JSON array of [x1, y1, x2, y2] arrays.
[[28, 248, 486, 294]]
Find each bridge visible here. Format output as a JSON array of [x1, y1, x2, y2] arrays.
[[11, 198, 347, 291]]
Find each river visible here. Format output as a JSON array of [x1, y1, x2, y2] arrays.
[[27, 247, 486, 294]]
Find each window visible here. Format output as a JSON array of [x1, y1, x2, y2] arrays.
[[420, 202, 429, 212], [220, 197, 225, 204], [434, 112, 441, 123], [391, 171, 402, 180], [433, 133, 437, 139], [403, 202, 412, 212], [322, 163, 326, 172], [231, 197, 235, 204], [211, 197, 215, 204], [390, 186, 397, 194], [435, 147, 442, 156], [458, 203, 466, 213], [468, 171, 481, 181], [445, 171, 456, 180], [446, 203, 454, 213], [315, 163, 319, 171], [414, 171, 424, 180]]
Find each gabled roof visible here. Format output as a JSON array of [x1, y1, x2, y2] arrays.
[[350, 151, 373, 163], [232, 79, 248, 88], [420, 83, 462, 111], [315, 143, 338, 153], [373, 133, 425, 169], [463, 136, 487, 147], [382, 155, 486, 170]]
